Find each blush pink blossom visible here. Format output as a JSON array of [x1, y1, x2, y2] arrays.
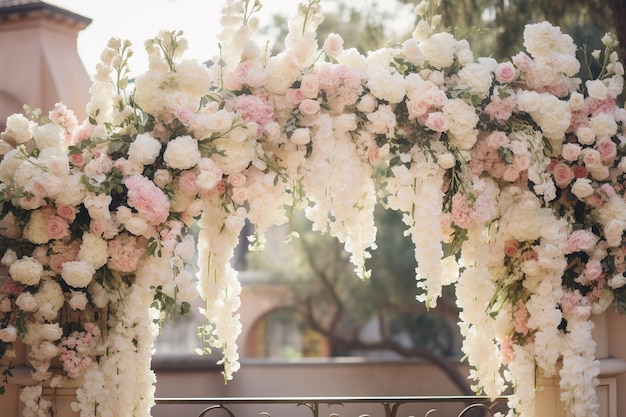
[[56, 205, 77, 222], [565, 229, 599, 254], [178, 170, 200, 195], [504, 240, 520, 257], [125, 175, 170, 225], [495, 61, 518, 84], [424, 111, 449, 132], [107, 233, 146, 273], [234, 94, 275, 137], [596, 137, 617, 162], [552, 162, 574, 188], [46, 216, 70, 240]]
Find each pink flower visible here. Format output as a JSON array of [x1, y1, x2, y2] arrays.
[[583, 260, 603, 282], [228, 173, 246, 187], [513, 301, 530, 334], [565, 230, 598, 254], [286, 88, 304, 105], [504, 240, 520, 257], [323, 33, 344, 58], [495, 61, 518, 84], [596, 137, 617, 162], [425, 111, 449, 132], [234, 94, 275, 137], [107, 233, 146, 273], [178, 170, 200, 195], [299, 99, 320, 116], [125, 175, 170, 225], [299, 74, 319, 98], [57, 205, 77, 222], [69, 152, 86, 167], [46, 216, 70, 240], [552, 162, 574, 188], [486, 131, 509, 148]]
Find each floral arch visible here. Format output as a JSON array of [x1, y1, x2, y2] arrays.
[[0, 1, 625, 417]]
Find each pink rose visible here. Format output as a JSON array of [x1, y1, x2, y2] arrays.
[[299, 99, 321, 116], [513, 154, 531, 171], [512, 52, 533, 73], [565, 230, 598, 253], [46, 216, 70, 240], [584, 260, 603, 281], [502, 166, 520, 182], [581, 149, 602, 168], [406, 99, 429, 119], [231, 188, 248, 205], [424, 112, 448, 132], [561, 143, 581, 162], [323, 33, 344, 58], [596, 137, 617, 162], [286, 88, 304, 105], [423, 89, 447, 107], [552, 162, 574, 188], [495, 61, 518, 84], [57, 205, 77, 222], [571, 165, 588, 178], [178, 170, 200, 195], [228, 173, 246, 187], [486, 131, 509, 148], [504, 240, 520, 257], [69, 152, 86, 167], [299, 74, 319, 98], [175, 108, 195, 124]]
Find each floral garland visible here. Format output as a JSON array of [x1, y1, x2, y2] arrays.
[[0, 0, 624, 416]]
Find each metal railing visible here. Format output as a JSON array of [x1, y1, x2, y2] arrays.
[[155, 395, 509, 417]]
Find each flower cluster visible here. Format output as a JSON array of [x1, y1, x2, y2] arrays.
[[0, 0, 624, 417]]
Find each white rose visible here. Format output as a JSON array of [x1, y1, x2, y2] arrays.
[[39, 323, 63, 341], [122, 215, 151, 237], [402, 39, 424, 65], [569, 92, 585, 111], [437, 153, 455, 169], [128, 132, 162, 165], [153, 169, 172, 188], [585, 79, 608, 100], [608, 274, 626, 289], [37, 340, 59, 359], [174, 235, 196, 261], [570, 178, 594, 200], [516, 91, 542, 113], [9, 257, 43, 286], [0, 325, 17, 342], [290, 128, 311, 145], [604, 220, 625, 247], [575, 126, 596, 145], [61, 261, 96, 288], [33, 124, 63, 150], [68, 291, 89, 310], [1, 249, 17, 266], [357, 94, 377, 113], [225, 214, 245, 233], [163, 135, 201, 170], [15, 292, 38, 312]]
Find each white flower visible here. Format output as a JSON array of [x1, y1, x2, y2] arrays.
[[164, 135, 201, 170], [402, 39, 424, 65], [68, 291, 89, 310], [457, 62, 493, 99], [367, 70, 406, 104], [78, 232, 109, 269], [420, 32, 457, 68], [586, 79, 608, 100], [608, 274, 626, 289], [9, 257, 43, 286], [0, 325, 17, 342], [33, 124, 63, 150], [1, 248, 17, 266], [61, 261, 96, 288], [290, 128, 311, 145], [15, 292, 38, 312], [128, 132, 162, 165], [571, 178, 594, 200], [444, 99, 479, 149], [2, 113, 35, 144]]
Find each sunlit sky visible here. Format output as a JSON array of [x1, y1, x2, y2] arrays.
[[46, 0, 297, 76]]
